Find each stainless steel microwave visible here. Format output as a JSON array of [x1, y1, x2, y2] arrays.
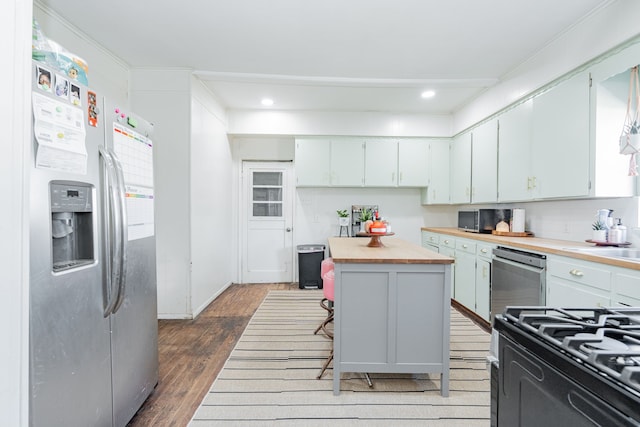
[[458, 209, 511, 233]]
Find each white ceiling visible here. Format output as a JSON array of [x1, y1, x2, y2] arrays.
[[39, 0, 611, 114]]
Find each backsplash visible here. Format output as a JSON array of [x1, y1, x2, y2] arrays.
[[452, 197, 640, 247], [295, 185, 640, 249]]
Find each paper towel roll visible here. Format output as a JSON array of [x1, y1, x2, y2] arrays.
[[511, 209, 525, 233]]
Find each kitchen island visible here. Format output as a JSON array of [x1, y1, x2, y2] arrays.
[[327, 236, 454, 396]]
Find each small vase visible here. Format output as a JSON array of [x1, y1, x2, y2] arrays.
[[338, 217, 349, 227], [592, 229, 607, 242]]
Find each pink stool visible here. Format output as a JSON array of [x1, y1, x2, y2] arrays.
[[320, 257, 334, 285], [315, 268, 335, 379]]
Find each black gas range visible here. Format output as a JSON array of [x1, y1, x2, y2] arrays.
[[491, 306, 640, 427]]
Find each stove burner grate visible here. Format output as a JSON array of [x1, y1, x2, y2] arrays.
[[501, 306, 640, 394]]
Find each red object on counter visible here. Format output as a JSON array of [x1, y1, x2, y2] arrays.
[[369, 220, 387, 235]]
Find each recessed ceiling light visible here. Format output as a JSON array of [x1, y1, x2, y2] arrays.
[[261, 98, 274, 106], [421, 90, 436, 99]]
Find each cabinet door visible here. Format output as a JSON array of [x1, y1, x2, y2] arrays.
[[532, 71, 591, 199], [547, 277, 610, 308], [613, 270, 640, 307], [454, 251, 475, 310], [398, 139, 429, 187], [471, 119, 498, 203], [450, 132, 472, 204], [426, 139, 450, 204], [498, 100, 533, 201], [364, 139, 398, 187], [294, 138, 331, 186], [331, 139, 364, 186], [475, 258, 491, 322]]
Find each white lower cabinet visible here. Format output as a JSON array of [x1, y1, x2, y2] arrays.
[[454, 238, 476, 310], [437, 235, 456, 297], [546, 256, 611, 308], [475, 243, 494, 322], [421, 231, 440, 253], [423, 232, 640, 321], [612, 269, 640, 307]]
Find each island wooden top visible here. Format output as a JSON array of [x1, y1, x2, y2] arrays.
[[328, 237, 454, 264]]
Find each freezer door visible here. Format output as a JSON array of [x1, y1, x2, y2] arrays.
[[29, 77, 113, 427]]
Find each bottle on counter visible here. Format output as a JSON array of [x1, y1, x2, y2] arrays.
[[608, 218, 624, 244], [615, 218, 627, 243]]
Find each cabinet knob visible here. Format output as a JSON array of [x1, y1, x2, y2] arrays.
[[569, 269, 584, 277], [481, 248, 488, 254], [462, 244, 468, 249]]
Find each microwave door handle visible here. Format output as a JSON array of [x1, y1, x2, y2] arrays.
[[110, 148, 128, 314], [99, 146, 120, 317]]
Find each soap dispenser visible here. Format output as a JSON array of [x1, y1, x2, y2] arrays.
[[616, 218, 627, 243]]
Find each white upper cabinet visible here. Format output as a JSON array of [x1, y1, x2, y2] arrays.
[[498, 100, 534, 202], [364, 139, 398, 187], [450, 132, 472, 204], [589, 44, 640, 198], [365, 139, 429, 187], [471, 119, 498, 203], [331, 138, 364, 186], [398, 139, 429, 187], [498, 71, 592, 201], [531, 70, 591, 199], [295, 137, 331, 186], [423, 139, 450, 204], [296, 137, 431, 188], [295, 137, 363, 187]]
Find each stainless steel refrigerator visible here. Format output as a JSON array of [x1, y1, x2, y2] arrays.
[[30, 61, 158, 427]]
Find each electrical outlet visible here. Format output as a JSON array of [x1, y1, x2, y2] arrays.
[[313, 215, 319, 223], [563, 223, 570, 233]]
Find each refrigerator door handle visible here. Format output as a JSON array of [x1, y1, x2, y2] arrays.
[[110, 148, 128, 313], [99, 146, 126, 316]]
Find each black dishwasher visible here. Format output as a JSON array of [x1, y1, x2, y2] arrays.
[[491, 246, 546, 323]]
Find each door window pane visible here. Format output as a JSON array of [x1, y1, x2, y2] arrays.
[[253, 187, 282, 202], [252, 171, 283, 217], [253, 172, 282, 186]]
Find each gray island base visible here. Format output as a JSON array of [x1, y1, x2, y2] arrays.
[[328, 237, 454, 397]]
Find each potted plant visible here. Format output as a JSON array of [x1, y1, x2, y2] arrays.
[[592, 220, 607, 242], [337, 209, 350, 226], [359, 208, 373, 232]]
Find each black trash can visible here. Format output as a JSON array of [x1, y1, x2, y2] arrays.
[[297, 244, 326, 289]]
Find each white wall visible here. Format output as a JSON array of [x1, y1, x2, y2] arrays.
[[3, 0, 31, 424], [130, 69, 193, 318], [190, 78, 234, 316], [295, 187, 443, 248], [229, 110, 452, 137]]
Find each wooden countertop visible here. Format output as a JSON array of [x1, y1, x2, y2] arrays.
[[328, 236, 454, 264], [422, 227, 640, 271]]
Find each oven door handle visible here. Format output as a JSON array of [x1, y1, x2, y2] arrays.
[[493, 256, 544, 274]]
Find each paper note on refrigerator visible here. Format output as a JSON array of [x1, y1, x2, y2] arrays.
[[32, 92, 87, 174]]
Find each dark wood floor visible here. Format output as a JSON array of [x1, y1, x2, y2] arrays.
[[127, 282, 298, 427]]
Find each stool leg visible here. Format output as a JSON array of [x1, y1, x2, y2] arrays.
[[317, 349, 333, 379], [364, 373, 373, 388]]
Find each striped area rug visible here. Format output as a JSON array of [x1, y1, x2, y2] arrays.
[[190, 290, 491, 426]]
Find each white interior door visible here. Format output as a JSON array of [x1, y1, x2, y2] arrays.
[[242, 161, 294, 283]]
